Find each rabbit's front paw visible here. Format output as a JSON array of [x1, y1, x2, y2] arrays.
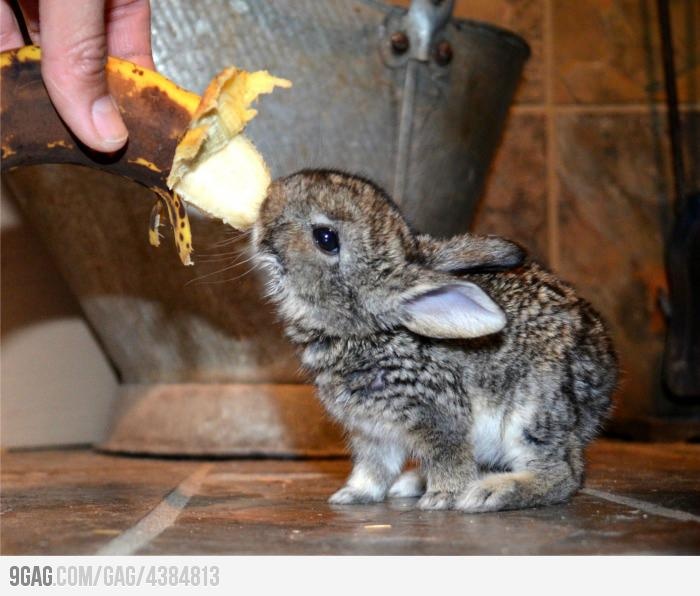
[[416, 491, 456, 510], [388, 470, 426, 499], [328, 486, 383, 505]]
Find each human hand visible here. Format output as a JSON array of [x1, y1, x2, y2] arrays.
[[0, 0, 154, 152]]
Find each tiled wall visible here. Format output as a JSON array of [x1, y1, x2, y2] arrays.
[[399, 1, 699, 424]]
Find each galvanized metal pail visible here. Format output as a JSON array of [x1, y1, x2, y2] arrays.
[[153, 0, 530, 236]]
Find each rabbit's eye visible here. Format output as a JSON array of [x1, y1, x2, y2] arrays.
[[312, 226, 340, 255]]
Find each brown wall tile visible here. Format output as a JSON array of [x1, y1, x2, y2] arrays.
[[472, 113, 549, 263], [553, 0, 700, 105], [556, 112, 674, 419]]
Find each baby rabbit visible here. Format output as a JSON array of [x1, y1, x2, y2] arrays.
[[252, 169, 617, 512]]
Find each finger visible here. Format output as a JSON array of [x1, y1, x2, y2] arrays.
[[40, 0, 128, 152], [105, 0, 154, 70], [0, 0, 25, 50], [16, 0, 39, 44]]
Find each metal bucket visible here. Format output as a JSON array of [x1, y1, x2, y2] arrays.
[[152, 0, 530, 236], [4, 0, 529, 455]]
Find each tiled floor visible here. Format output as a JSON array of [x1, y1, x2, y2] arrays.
[[1, 440, 698, 555]]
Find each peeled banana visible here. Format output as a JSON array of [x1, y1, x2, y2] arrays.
[[0, 45, 290, 265]]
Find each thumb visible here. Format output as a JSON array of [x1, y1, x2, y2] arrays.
[[40, 0, 128, 152]]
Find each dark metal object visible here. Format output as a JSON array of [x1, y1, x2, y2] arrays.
[[658, 0, 686, 214], [664, 193, 700, 399], [657, 0, 700, 399]]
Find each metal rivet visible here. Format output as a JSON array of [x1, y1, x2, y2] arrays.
[[390, 31, 410, 55], [434, 40, 453, 66]]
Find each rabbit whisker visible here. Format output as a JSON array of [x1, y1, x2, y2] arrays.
[[187, 262, 262, 286]]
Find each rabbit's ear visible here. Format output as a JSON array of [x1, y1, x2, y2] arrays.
[[417, 234, 525, 273], [399, 282, 506, 339]]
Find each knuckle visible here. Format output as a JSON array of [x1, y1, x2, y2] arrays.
[[63, 34, 108, 81], [109, 0, 150, 19]]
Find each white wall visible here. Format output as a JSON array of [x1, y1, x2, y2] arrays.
[[1, 183, 118, 448]]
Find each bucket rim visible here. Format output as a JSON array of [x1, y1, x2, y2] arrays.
[[451, 18, 532, 59]]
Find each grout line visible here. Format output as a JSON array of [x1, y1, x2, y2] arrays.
[[512, 103, 700, 114], [544, 0, 559, 269], [552, 103, 700, 113], [96, 463, 214, 556], [581, 488, 700, 523], [511, 105, 548, 114]]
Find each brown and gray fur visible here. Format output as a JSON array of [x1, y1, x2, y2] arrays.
[[252, 169, 618, 512]]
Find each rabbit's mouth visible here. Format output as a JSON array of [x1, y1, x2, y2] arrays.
[[252, 243, 287, 300], [256, 250, 285, 277]]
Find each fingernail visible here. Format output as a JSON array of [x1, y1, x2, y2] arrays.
[[91, 95, 128, 148]]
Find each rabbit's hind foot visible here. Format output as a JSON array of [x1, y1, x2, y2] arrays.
[[455, 465, 579, 513]]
